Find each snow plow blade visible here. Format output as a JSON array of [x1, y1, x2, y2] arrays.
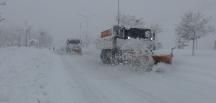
[[152, 55, 172, 64]]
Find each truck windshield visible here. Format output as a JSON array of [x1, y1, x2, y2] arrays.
[[67, 40, 81, 45], [126, 28, 152, 40]]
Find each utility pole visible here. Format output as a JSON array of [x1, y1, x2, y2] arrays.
[[113, 0, 120, 50], [117, 0, 120, 26], [79, 14, 95, 45], [79, 22, 82, 40], [192, 31, 196, 56], [25, 22, 31, 47], [25, 27, 30, 47], [79, 14, 89, 47]]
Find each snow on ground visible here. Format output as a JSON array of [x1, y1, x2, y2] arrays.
[[0, 47, 74, 103], [0, 46, 216, 103], [60, 46, 216, 103]]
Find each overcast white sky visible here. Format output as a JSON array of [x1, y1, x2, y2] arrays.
[[1, 0, 216, 47]]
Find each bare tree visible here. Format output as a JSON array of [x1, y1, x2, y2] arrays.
[[175, 11, 215, 56]]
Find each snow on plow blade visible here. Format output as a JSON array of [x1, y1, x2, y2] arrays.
[[152, 55, 172, 64]]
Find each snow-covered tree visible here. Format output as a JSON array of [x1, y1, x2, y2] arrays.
[[214, 40, 216, 50], [117, 14, 145, 28], [0, 1, 6, 22], [176, 37, 188, 49], [150, 24, 162, 34], [0, 25, 53, 48], [175, 11, 215, 56], [0, 27, 22, 47], [38, 31, 53, 48]]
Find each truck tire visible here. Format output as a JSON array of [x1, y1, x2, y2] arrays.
[[100, 49, 113, 64]]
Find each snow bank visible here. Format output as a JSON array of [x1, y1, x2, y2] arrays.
[[0, 47, 73, 103]]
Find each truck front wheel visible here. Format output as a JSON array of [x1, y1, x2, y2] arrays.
[[100, 49, 113, 64]]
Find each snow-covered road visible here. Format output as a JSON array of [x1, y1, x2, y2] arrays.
[[60, 49, 216, 103], [61, 55, 168, 103], [0, 47, 215, 103]]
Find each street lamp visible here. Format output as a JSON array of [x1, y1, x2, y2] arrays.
[[78, 13, 96, 47], [117, 0, 120, 26], [78, 13, 96, 36], [78, 14, 89, 36]]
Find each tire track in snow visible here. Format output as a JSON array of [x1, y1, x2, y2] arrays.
[[111, 79, 169, 103], [61, 56, 114, 103], [61, 55, 169, 103]]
